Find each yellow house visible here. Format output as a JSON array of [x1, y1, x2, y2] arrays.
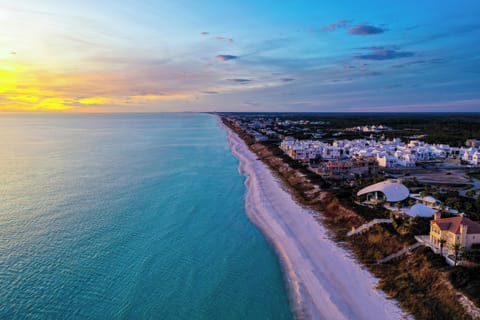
[[430, 213, 480, 254]]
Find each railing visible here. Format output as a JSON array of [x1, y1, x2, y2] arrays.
[[347, 219, 392, 236], [377, 242, 423, 264]]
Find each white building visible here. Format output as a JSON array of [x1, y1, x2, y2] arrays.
[[357, 180, 410, 204], [376, 154, 396, 168], [280, 136, 469, 167]]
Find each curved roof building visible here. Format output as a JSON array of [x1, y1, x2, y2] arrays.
[[407, 203, 435, 217], [357, 180, 409, 202]]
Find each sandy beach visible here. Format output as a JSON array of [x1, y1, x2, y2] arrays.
[[222, 121, 407, 320]]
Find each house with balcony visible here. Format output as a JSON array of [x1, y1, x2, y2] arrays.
[[429, 213, 480, 254]]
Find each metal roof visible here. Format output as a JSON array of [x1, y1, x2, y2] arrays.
[[407, 203, 435, 217], [357, 180, 409, 202]]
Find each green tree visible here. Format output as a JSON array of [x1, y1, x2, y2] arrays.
[[445, 197, 457, 207], [411, 177, 418, 186], [439, 203, 446, 212], [464, 202, 473, 213], [466, 190, 476, 198], [452, 243, 462, 266], [454, 201, 463, 211]]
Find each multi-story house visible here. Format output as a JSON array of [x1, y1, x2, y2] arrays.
[[430, 213, 480, 254]]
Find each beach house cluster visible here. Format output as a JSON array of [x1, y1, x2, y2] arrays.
[[346, 124, 392, 133], [356, 179, 480, 265], [280, 137, 478, 168], [461, 147, 480, 166], [280, 138, 338, 161], [356, 180, 461, 217]]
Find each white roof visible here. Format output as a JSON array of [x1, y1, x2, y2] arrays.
[[357, 180, 409, 202], [422, 196, 438, 204], [407, 203, 435, 217]]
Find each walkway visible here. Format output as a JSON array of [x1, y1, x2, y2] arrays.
[[377, 242, 423, 264], [347, 219, 392, 237]]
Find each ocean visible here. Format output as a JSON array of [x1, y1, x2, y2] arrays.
[[0, 113, 292, 319]]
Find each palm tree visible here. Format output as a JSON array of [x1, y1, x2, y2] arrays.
[[452, 243, 462, 266], [439, 238, 446, 256], [439, 203, 446, 212]]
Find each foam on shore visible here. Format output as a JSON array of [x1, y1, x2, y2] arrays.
[[221, 119, 407, 320]]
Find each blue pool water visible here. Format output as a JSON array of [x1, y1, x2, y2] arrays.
[[0, 113, 292, 319]]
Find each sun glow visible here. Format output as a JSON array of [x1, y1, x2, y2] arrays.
[[0, 59, 198, 112], [0, 61, 70, 111]]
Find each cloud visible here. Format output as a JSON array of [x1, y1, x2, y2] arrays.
[[281, 78, 295, 82], [404, 23, 480, 47], [391, 60, 426, 68], [215, 36, 234, 43], [226, 78, 252, 84], [358, 45, 398, 51], [201, 32, 234, 43], [405, 25, 420, 31], [391, 58, 446, 68], [215, 54, 238, 61], [354, 48, 414, 60], [330, 78, 353, 83], [203, 91, 219, 94], [349, 25, 386, 35], [360, 71, 382, 77], [386, 84, 403, 89], [321, 20, 352, 32]]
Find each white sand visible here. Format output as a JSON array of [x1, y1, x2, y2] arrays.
[[222, 122, 407, 320]]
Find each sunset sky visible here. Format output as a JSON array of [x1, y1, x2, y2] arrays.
[[1, 0, 479, 112]]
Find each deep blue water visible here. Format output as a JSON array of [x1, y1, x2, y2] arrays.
[[0, 113, 292, 319]]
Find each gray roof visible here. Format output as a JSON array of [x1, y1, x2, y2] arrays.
[[407, 204, 435, 217], [357, 180, 409, 202]]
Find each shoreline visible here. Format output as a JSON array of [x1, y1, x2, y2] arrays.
[[219, 118, 407, 320]]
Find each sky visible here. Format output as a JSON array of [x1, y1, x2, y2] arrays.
[[1, 0, 479, 112]]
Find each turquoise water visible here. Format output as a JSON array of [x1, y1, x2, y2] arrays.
[[0, 113, 292, 319]]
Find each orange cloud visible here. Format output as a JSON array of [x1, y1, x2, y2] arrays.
[[0, 60, 198, 112], [77, 97, 115, 105]]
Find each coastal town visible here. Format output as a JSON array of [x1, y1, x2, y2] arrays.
[[221, 113, 480, 320], [3, 1, 480, 320]]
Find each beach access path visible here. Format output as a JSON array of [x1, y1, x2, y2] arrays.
[[223, 122, 408, 320]]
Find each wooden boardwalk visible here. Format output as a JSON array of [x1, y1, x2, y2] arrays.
[[377, 242, 423, 264], [347, 219, 392, 237]]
